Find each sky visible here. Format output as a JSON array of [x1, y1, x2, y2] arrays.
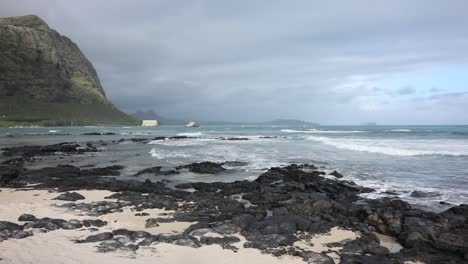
[[1, 0, 468, 125]]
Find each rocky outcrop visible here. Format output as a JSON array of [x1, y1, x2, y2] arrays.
[[0, 15, 136, 125], [1, 139, 467, 263]]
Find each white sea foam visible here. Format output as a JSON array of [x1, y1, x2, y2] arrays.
[[48, 130, 60, 133], [281, 129, 365, 134], [176, 132, 204, 137], [280, 129, 301, 133], [149, 148, 191, 159], [149, 138, 213, 147], [306, 136, 468, 156], [389, 129, 412, 132]]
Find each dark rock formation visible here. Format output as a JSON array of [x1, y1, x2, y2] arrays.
[[53, 192, 85, 201], [1, 142, 98, 157], [134, 166, 179, 176], [329, 170, 344, 178], [177, 162, 226, 174]]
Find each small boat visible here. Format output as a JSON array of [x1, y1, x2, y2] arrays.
[[185, 121, 200, 127]]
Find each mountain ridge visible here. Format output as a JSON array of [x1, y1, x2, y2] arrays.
[[0, 15, 137, 126]]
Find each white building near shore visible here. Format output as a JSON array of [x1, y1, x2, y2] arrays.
[[141, 120, 159, 127]]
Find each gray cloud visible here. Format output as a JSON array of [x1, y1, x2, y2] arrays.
[[397, 86, 416, 95], [1, 0, 468, 124]]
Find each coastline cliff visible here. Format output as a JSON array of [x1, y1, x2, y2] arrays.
[[0, 15, 137, 126]]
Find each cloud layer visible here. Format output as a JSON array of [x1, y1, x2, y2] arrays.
[[2, 0, 468, 124]]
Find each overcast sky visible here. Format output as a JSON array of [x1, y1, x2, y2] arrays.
[[2, 0, 468, 124]]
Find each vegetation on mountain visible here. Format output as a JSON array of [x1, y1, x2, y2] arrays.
[[0, 15, 137, 126]]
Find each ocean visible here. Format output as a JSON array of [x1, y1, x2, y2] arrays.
[[1, 125, 467, 212]]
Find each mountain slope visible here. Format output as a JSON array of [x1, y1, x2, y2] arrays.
[[0, 15, 138, 126]]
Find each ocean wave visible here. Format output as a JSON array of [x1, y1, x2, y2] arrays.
[[281, 129, 365, 134], [389, 129, 412, 132], [280, 129, 300, 133], [149, 148, 191, 159], [176, 132, 204, 137], [149, 138, 213, 146], [452, 132, 468, 135], [306, 136, 468, 156]]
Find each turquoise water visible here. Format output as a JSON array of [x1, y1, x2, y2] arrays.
[[1, 125, 468, 211]]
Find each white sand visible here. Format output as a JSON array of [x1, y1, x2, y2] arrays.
[[98, 207, 194, 235], [374, 232, 403, 253], [294, 227, 360, 263], [0, 188, 116, 222], [0, 229, 307, 264], [0, 188, 309, 264]]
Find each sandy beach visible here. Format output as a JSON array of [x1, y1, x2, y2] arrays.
[[0, 188, 360, 264]]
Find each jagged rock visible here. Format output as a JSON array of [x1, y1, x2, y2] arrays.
[[82, 219, 107, 227], [82, 232, 113, 243], [97, 239, 123, 252], [152, 136, 167, 140], [329, 170, 344, 178], [173, 237, 200, 248], [135, 166, 179, 176], [0, 221, 23, 241], [222, 161, 249, 167], [60, 219, 83, 229], [200, 236, 240, 245], [212, 223, 239, 235], [124, 244, 139, 251], [434, 232, 468, 254], [53, 192, 85, 201], [340, 255, 394, 264], [298, 251, 334, 264], [11, 230, 32, 239], [135, 212, 150, 216], [139, 236, 159, 246], [132, 230, 151, 239], [145, 218, 160, 228], [169, 136, 197, 140], [115, 235, 134, 245], [18, 214, 37, 222], [82, 132, 116, 136], [112, 229, 134, 237], [1, 143, 97, 158], [244, 234, 297, 249], [177, 162, 226, 174]]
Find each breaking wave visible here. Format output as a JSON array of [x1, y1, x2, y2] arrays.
[[389, 129, 412, 132], [305, 136, 468, 156], [149, 148, 191, 159], [176, 132, 204, 137], [281, 129, 365, 134]]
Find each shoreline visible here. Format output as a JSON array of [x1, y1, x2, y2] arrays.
[[1, 137, 467, 263]]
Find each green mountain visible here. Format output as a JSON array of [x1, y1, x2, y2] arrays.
[[0, 15, 138, 126]]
